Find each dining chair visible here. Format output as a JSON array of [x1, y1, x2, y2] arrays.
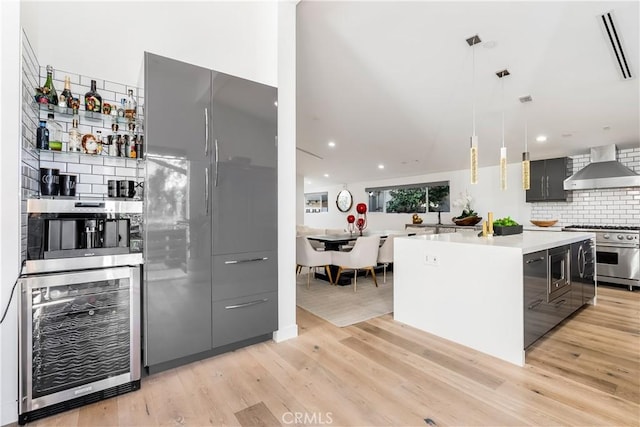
[[331, 236, 380, 292], [296, 236, 333, 287], [377, 234, 401, 283]]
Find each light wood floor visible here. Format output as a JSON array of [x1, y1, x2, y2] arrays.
[[25, 285, 639, 426]]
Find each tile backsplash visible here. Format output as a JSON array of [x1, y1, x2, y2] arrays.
[[531, 147, 640, 226]]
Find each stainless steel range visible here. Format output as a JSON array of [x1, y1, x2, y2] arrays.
[[563, 225, 639, 290]]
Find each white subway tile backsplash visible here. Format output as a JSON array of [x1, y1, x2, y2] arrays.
[[67, 163, 92, 174], [92, 184, 108, 194], [93, 165, 115, 176], [104, 157, 127, 167], [80, 174, 103, 184], [75, 183, 92, 193], [116, 167, 136, 177], [81, 156, 105, 165], [531, 147, 640, 226]]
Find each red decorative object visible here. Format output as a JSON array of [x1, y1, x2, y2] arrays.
[[355, 204, 367, 235], [347, 214, 356, 235]]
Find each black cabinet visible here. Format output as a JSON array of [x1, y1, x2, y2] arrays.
[[570, 239, 596, 306], [526, 157, 569, 202]]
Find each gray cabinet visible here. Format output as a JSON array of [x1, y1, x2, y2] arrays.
[[211, 73, 277, 255], [210, 72, 278, 348], [143, 53, 277, 371], [526, 157, 569, 202]]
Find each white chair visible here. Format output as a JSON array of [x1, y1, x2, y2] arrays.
[[377, 234, 401, 283], [296, 236, 333, 287], [331, 236, 380, 292]]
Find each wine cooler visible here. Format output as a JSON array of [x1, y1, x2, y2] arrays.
[[18, 266, 141, 424]]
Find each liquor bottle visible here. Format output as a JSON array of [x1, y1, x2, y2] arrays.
[[47, 113, 63, 151], [59, 76, 73, 108], [125, 89, 137, 120], [36, 65, 58, 106], [68, 118, 81, 152], [36, 120, 49, 150], [117, 99, 126, 118], [84, 79, 102, 112]]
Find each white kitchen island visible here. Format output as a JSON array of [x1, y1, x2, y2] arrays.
[[393, 230, 595, 366]]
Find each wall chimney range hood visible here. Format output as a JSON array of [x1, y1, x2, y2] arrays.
[[564, 144, 640, 190]]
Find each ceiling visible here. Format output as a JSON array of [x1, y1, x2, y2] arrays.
[[296, 1, 640, 186]]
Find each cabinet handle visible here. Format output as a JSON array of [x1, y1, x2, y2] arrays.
[[546, 176, 550, 197], [541, 176, 544, 197], [205, 167, 209, 215], [527, 299, 543, 310], [526, 256, 545, 264], [204, 108, 209, 156], [224, 257, 269, 265], [225, 298, 268, 310], [553, 299, 567, 307], [214, 138, 219, 187]]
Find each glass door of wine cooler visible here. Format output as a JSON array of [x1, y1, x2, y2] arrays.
[[18, 266, 140, 419]]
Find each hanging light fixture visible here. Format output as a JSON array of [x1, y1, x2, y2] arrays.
[[496, 69, 510, 191], [519, 95, 532, 190], [466, 34, 481, 184]]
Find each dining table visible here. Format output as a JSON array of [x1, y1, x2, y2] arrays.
[[305, 230, 411, 285]]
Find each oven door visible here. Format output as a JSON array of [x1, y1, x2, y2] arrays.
[[596, 244, 639, 285], [18, 266, 140, 415]]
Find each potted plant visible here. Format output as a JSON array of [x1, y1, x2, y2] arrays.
[[492, 216, 523, 235], [452, 190, 482, 226]]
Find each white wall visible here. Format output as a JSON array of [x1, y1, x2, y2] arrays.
[[0, 2, 294, 424], [303, 162, 532, 231], [21, 1, 278, 88], [0, 1, 22, 424]]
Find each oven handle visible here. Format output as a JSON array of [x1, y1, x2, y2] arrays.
[[597, 243, 638, 249], [578, 245, 585, 278]]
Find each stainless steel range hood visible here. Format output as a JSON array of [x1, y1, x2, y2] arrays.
[[564, 144, 640, 190]]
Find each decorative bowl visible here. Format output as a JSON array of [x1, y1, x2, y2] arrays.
[[452, 216, 482, 226], [530, 219, 558, 227]]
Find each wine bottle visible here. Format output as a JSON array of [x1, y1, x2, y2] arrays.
[[59, 76, 73, 108], [36, 120, 49, 150], [68, 118, 81, 152], [84, 79, 102, 112], [125, 89, 137, 120], [40, 65, 59, 106]]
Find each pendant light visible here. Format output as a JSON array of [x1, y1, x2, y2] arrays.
[[466, 35, 481, 184], [519, 95, 532, 190], [496, 69, 510, 191]]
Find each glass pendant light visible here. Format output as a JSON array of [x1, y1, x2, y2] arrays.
[[467, 35, 481, 184], [496, 69, 510, 191], [520, 95, 532, 190]]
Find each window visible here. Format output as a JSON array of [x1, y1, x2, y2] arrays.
[[365, 181, 450, 214], [304, 192, 328, 213]]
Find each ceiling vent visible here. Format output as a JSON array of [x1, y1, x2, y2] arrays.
[[600, 11, 633, 80]]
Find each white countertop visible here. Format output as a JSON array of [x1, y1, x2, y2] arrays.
[[401, 230, 594, 254]]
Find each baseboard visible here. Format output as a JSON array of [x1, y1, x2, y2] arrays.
[[273, 324, 298, 342], [1, 399, 18, 427]]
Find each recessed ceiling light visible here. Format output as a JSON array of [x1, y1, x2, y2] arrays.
[[323, 174, 329, 178], [328, 141, 336, 147], [378, 164, 384, 169], [273, 101, 278, 107], [536, 135, 547, 143]]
